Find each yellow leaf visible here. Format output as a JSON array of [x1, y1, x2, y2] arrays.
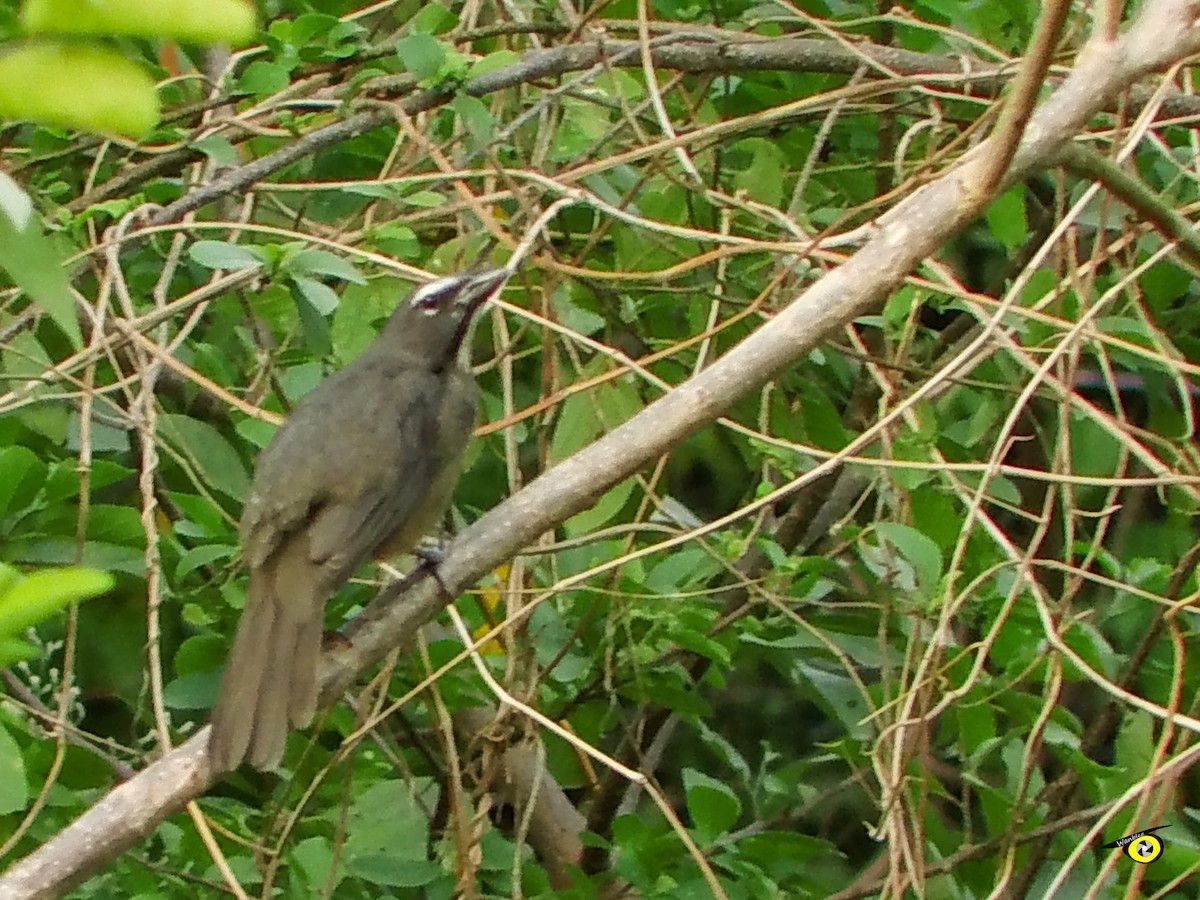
[[22, 0, 257, 46], [0, 43, 159, 138]]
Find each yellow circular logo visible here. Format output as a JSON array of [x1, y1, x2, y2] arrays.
[[1127, 834, 1163, 864]]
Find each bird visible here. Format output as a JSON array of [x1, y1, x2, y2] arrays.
[[209, 266, 511, 772]]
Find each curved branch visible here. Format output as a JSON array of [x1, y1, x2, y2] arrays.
[[141, 32, 996, 229], [71, 28, 1200, 220]]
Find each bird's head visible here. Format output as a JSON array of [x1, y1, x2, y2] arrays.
[[386, 267, 511, 371]]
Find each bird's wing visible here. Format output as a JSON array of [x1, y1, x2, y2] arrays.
[[306, 378, 444, 571], [304, 443, 438, 575]]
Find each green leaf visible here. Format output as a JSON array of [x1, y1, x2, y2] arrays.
[[4, 538, 145, 576], [342, 182, 398, 200], [291, 837, 337, 890], [396, 33, 444, 81], [0, 192, 79, 347], [745, 619, 894, 668], [400, 190, 446, 208], [409, 2, 457, 34], [295, 287, 332, 356], [292, 13, 361, 58], [940, 393, 999, 448], [330, 281, 397, 363], [0, 446, 47, 519], [1061, 621, 1118, 681], [22, 0, 257, 44], [451, 94, 494, 150], [189, 240, 263, 271], [795, 661, 874, 736], [344, 780, 434, 869], [285, 249, 366, 284], [550, 378, 643, 463], [0, 42, 159, 138], [162, 671, 218, 710], [624, 675, 711, 718], [1139, 262, 1189, 312], [682, 767, 740, 842], [644, 548, 718, 594], [0, 636, 41, 666], [564, 478, 634, 537], [549, 98, 609, 163], [671, 619, 731, 667], [875, 522, 943, 596], [68, 410, 131, 454], [467, 49, 520, 81], [174, 633, 227, 676], [0, 331, 69, 443], [0, 567, 114, 637], [0, 565, 20, 597], [175, 544, 235, 582], [192, 134, 238, 166], [158, 413, 250, 499], [369, 221, 420, 259], [291, 275, 340, 315], [986, 186, 1027, 250], [552, 285, 606, 336], [1114, 710, 1154, 783], [238, 60, 290, 95], [0, 171, 33, 228], [740, 832, 829, 880], [344, 855, 440, 888], [799, 381, 850, 450], [909, 485, 962, 552], [549, 393, 597, 463], [955, 702, 997, 758], [734, 137, 786, 207], [0, 723, 28, 814]]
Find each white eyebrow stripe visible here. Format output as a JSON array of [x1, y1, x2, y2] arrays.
[[409, 278, 460, 312]]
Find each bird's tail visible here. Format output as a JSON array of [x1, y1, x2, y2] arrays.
[[209, 543, 323, 772]]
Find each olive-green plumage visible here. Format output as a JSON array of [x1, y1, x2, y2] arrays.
[[209, 268, 509, 772]]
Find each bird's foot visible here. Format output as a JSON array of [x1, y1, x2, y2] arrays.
[[414, 541, 446, 567], [415, 541, 454, 599]]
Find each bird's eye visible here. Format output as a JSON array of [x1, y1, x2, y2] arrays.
[[411, 280, 457, 314]]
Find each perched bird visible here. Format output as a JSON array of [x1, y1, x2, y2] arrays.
[[209, 267, 511, 772]]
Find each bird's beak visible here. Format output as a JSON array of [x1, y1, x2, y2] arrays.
[[459, 267, 511, 317]]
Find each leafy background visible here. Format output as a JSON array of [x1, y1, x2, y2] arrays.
[[1, 0, 1200, 897]]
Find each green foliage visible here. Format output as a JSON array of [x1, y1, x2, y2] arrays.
[[21, 0, 255, 44], [0, 0, 255, 138], [0, 562, 113, 663], [0, 42, 159, 137], [0, 0, 1198, 897], [0, 174, 77, 345]]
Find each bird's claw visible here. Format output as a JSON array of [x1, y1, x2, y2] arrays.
[[416, 542, 453, 598]]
